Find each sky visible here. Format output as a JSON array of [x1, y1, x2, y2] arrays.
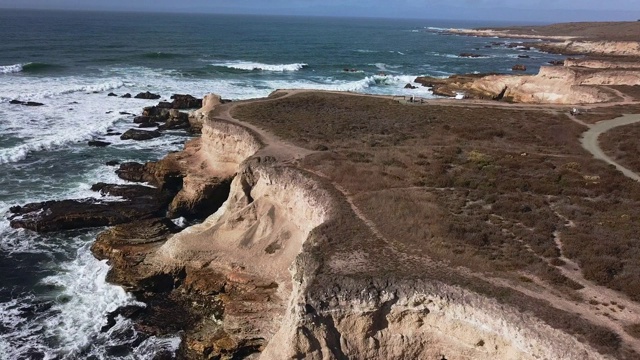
[[1, 0, 640, 22]]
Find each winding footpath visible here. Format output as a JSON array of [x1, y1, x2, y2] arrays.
[[581, 114, 640, 182]]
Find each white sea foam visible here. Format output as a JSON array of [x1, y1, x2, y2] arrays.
[[0, 295, 49, 359], [0, 239, 181, 359], [425, 26, 450, 31], [39, 243, 140, 357], [211, 61, 308, 72], [371, 63, 403, 73], [0, 63, 24, 74], [8, 80, 126, 101]]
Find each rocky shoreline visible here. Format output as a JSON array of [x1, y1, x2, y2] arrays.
[[29, 86, 640, 358], [419, 22, 640, 104], [6, 90, 615, 359], [7, 22, 640, 360]]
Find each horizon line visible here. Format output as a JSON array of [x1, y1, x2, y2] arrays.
[[0, 6, 635, 24]]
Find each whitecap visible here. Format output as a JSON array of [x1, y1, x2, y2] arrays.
[[0, 63, 24, 74], [210, 61, 308, 72], [40, 243, 144, 357]]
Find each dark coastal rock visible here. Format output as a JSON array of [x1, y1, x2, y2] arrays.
[[106, 160, 120, 166], [116, 162, 150, 183], [105, 132, 122, 136], [138, 122, 158, 128], [170, 94, 202, 109], [134, 91, 161, 100], [116, 160, 183, 191], [156, 101, 173, 109], [108, 92, 118, 97], [120, 129, 162, 141], [92, 218, 181, 260], [119, 111, 134, 116], [160, 110, 190, 130], [549, 60, 565, 66], [88, 140, 111, 147], [168, 177, 232, 219], [484, 45, 492, 48], [10, 100, 45, 106], [8, 181, 180, 232], [8, 194, 170, 233], [90, 182, 170, 201], [133, 116, 153, 124], [459, 53, 483, 58], [142, 106, 170, 120], [121, 93, 132, 98], [512, 64, 527, 71], [404, 83, 417, 89], [519, 46, 531, 51]]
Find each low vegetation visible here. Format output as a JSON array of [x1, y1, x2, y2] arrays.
[[600, 121, 640, 175], [232, 91, 640, 356]]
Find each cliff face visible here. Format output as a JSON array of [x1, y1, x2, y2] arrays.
[[264, 280, 607, 360], [418, 64, 640, 104], [565, 58, 640, 69], [538, 41, 640, 57]]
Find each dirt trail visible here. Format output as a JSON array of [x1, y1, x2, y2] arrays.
[[581, 113, 640, 182], [216, 89, 640, 353], [213, 92, 315, 164]]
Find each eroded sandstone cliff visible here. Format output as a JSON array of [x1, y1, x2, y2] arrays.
[[416, 64, 640, 104], [92, 96, 622, 359]]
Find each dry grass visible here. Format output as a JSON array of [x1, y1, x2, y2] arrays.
[[576, 103, 640, 124], [232, 92, 640, 356], [484, 22, 640, 42], [611, 86, 640, 102], [600, 121, 640, 174]]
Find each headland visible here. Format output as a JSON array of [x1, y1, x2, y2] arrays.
[[9, 21, 640, 359]]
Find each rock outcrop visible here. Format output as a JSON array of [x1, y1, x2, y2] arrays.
[[120, 129, 162, 141], [8, 184, 174, 232], [189, 93, 223, 134], [170, 94, 203, 109], [535, 40, 640, 57], [135, 91, 161, 100], [417, 63, 640, 104]]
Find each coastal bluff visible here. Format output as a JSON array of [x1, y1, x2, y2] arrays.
[[91, 91, 636, 359], [422, 21, 640, 104]]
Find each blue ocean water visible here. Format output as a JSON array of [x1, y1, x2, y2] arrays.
[[0, 9, 565, 359]]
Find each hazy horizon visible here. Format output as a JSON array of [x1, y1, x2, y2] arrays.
[[1, 0, 640, 22]]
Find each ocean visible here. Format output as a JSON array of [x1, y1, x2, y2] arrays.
[[0, 9, 565, 359]]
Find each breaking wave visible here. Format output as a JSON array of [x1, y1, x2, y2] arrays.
[[210, 61, 308, 72], [0, 63, 61, 74]]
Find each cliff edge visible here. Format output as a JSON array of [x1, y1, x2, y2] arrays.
[[92, 91, 640, 359]]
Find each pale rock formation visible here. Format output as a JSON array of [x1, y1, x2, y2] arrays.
[[420, 65, 640, 104], [565, 58, 640, 69], [542, 41, 640, 57], [189, 93, 223, 133]]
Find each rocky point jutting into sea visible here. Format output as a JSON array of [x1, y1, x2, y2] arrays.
[[6, 19, 640, 360]]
